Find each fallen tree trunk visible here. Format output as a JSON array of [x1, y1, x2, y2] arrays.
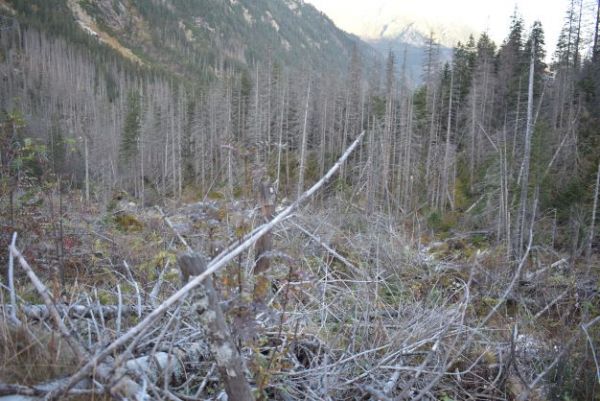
[[0, 345, 208, 401], [0, 304, 140, 322], [0, 380, 96, 400]]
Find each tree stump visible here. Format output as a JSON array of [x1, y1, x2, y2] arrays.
[[178, 253, 254, 401]]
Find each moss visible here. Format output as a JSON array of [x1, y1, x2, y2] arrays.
[[472, 296, 518, 318], [379, 280, 406, 304], [206, 190, 225, 200], [232, 186, 245, 198], [181, 185, 202, 203], [472, 296, 501, 317], [97, 290, 116, 305], [114, 213, 143, 232], [138, 250, 177, 282], [470, 234, 488, 248], [20, 291, 43, 305], [163, 268, 181, 283]]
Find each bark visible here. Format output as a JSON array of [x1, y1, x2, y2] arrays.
[[178, 253, 254, 401], [84, 135, 89, 203], [0, 346, 204, 401]]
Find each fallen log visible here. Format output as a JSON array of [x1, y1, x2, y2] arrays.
[[0, 304, 140, 322], [0, 345, 208, 401]]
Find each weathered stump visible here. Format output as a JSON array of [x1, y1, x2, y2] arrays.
[[178, 253, 254, 401]]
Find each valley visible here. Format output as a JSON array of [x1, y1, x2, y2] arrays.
[[0, 0, 599, 400]]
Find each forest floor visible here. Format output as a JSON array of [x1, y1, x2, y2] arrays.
[[0, 189, 599, 400]]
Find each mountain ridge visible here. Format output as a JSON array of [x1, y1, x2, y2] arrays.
[[3, 0, 378, 80], [73, 0, 376, 77]]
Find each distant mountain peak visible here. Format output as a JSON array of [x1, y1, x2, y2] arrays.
[[360, 14, 474, 48]]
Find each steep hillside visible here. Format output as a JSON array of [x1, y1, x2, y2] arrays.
[[4, 0, 375, 79]]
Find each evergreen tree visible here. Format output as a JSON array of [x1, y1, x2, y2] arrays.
[[496, 9, 526, 123], [120, 91, 142, 164], [524, 21, 547, 97]]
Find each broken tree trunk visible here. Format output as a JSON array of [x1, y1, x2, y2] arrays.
[[178, 253, 255, 401]]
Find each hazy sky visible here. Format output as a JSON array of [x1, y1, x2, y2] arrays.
[[305, 0, 568, 53]]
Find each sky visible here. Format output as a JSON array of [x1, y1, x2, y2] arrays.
[[305, 0, 568, 54]]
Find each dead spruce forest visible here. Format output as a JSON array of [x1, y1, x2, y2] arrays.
[[1, 0, 600, 400]]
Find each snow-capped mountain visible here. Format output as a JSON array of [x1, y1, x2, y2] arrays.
[[306, 0, 478, 48], [358, 14, 476, 48]]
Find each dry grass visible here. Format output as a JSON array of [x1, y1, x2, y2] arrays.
[[0, 319, 77, 385], [1, 194, 597, 400]]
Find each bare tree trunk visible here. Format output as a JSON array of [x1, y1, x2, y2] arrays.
[[469, 85, 477, 189], [139, 121, 145, 206], [84, 135, 89, 203], [177, 98, 183, 200], [573, 0, 584, 69], [502, 125, 511, 260], [319, 95, 328, 181], [297, 79, 311, 199], [586, 162, 600, 263], [442, 68, 454, 212], [517, 41, 536, 258], [276, 85, 286, 193], [594, 0, 600, 63], [178, 254, 254, 401], [425, 89, 437, 206]]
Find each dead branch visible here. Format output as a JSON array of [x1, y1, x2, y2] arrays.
[[292, 221, 362, 278], [40, 131, 365, 400], [9, 245, 149, 401], [516, 315, 600, 401]]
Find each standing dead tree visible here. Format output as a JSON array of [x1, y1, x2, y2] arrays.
[[516, 39, 536, 258]]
